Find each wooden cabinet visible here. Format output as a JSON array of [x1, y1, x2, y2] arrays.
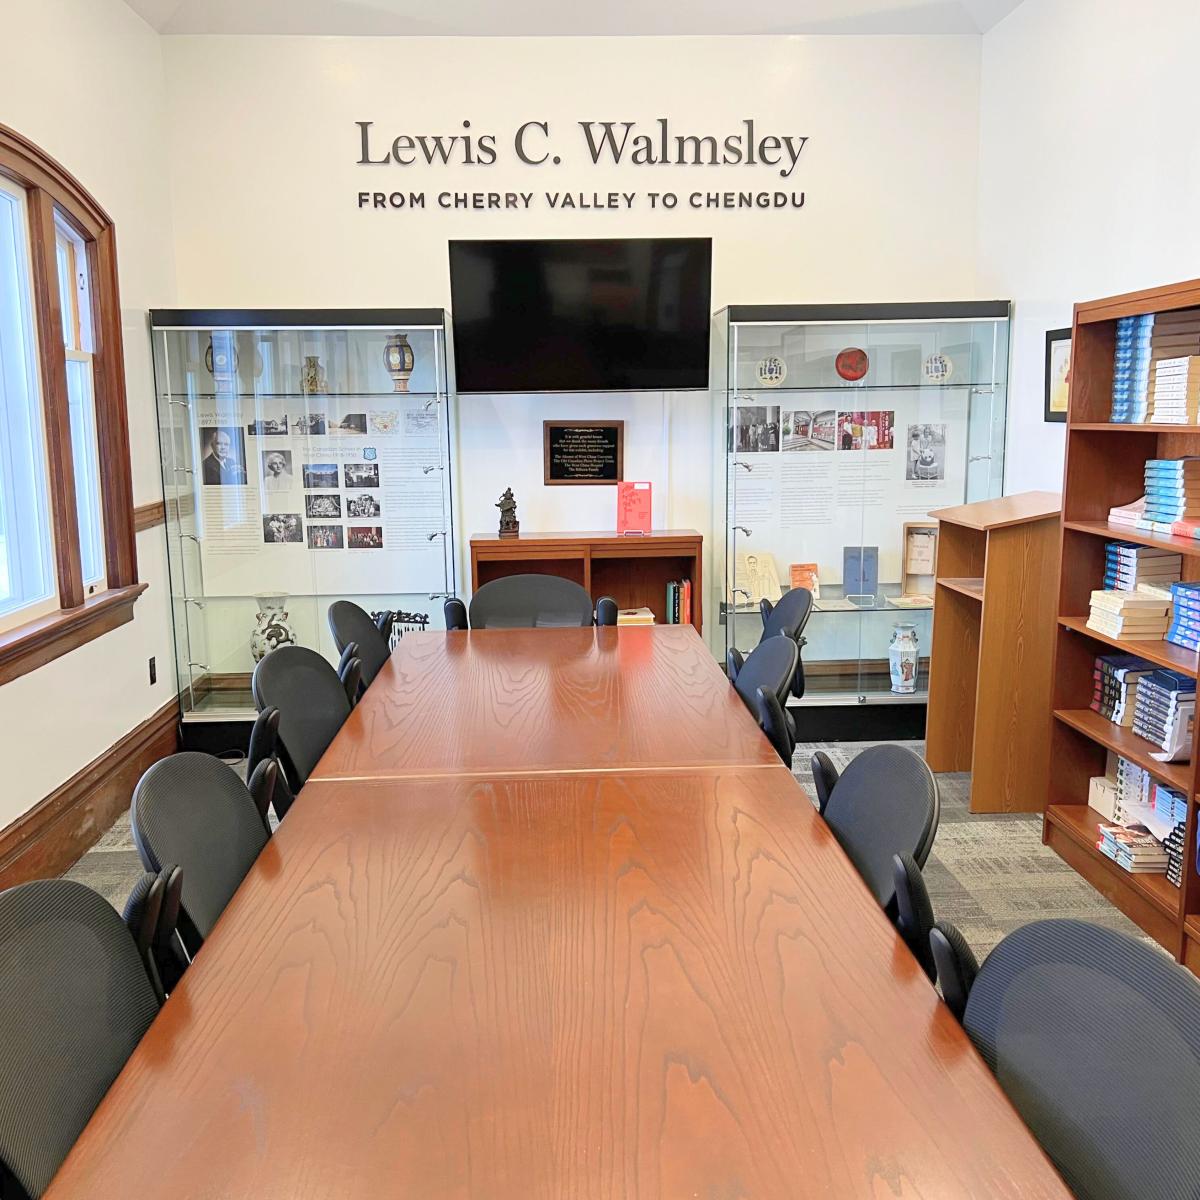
[[469, 530, 703, 631], [925, 492, 1061, 813]]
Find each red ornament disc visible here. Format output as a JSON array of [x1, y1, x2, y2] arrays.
[[835, 348, 869, 382]]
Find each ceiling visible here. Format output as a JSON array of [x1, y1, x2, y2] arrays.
[[122, 0, 1027, 37]]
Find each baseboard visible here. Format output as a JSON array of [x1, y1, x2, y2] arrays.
[[0, 698, 180, 889]]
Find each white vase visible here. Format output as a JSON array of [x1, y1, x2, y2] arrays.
[[251, 594, 297, 662], [889, 622, 919, 694]]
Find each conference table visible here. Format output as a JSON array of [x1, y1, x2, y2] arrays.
[[45, 626, 1069, 1198]]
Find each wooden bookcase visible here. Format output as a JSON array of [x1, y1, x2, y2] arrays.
[[1047, 277, 1200, 968], [469, 530, 703, 631], [925, 492, 1061, 812]]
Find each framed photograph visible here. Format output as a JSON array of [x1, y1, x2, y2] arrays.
[[1045, 327, 1071, 423], [543, 420, 624, 485]]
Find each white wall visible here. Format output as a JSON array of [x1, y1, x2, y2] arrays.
[[979, 0, 1200, 493], [0, 0, 177, 820], [160, 34, 984, 582]]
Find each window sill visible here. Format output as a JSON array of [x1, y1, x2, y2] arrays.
[[0, 582, 147, 686]]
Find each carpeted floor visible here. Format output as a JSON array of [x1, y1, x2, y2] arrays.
[[67, 741, 1145, 965]]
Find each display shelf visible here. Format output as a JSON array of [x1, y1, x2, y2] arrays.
[[1063, 519, 1200, 558], [1045, 803, 1181, 921], [1072, 423, 1200, 432], [1053, 708, 1191, 791], [732, 383, 1000, 395], [937, 577, 984, 601], [160, 391, 441, 400], [1058, 615, 1200, 678]]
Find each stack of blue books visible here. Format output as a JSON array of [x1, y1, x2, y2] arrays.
[[1131, 668, 1196, 761], [1143, 457, 1200, 527], [1103, 541, 1181, 591], [1167, 581, 1200, 651], [1111, 313, 1156, 421]]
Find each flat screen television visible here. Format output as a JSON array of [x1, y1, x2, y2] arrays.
[[448, 237, 712, 393]]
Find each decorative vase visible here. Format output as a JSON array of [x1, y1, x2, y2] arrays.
[[888, 623, 919, 694], [300, 356, 327, 395], [251, 594, 297, 662], [384, 332, 415, 392]]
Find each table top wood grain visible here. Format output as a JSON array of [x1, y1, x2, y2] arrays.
[[45, 767, 1068, 1199], [310, 625, 781, 781]]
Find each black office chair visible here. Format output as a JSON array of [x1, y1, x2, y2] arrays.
[[328, 600, 393, 690], [727, 635, 798, 764], [444, 574, 618, 629], [930, 920, 979, 1022], [0, 879, 160, 1199], [758, 588, 814, 700], [892, 852, 936, 980], [131, 752, 271, 956], [252, 645, 357, 791], [959, 919, 1200, 1200], [809, 745, 939, 908]]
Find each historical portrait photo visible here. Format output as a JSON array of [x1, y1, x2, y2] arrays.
[[307, 524, 344, 549], [262, 513, 303, 544], [293, 412, 328, 436], [346, 493, 381, 518], [247, 415, 288, 436], [344, 462, 380, 488], [906, 423, 947, 481], [305, 493, 342, 519], [729, 406, 780, 454], [302, 462, 339, 489], [199, 426, 248, 485], [261, 449, 294, 490]]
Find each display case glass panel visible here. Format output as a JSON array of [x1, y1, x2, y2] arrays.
[[711, 303, 1010, 705], [151, 310, 455, 721]]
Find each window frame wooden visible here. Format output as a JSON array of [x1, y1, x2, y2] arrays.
[[0, 124, 142, 684]]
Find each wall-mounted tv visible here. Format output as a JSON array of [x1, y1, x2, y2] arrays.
[[448, 237, 712, 393]]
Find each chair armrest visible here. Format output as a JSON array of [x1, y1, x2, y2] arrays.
[[931, 921, 979, 1024], [340, 657, 363, 706], [726, 647, 745, 683], [810, 750, 839, 815], [595, 596, 618, 626], [247, 759, 277, 831], [246, 706, 280, 783], [759, 596, 774, 627], [444, 597, 468, 630], [337, 642, 358, 677], [755, 685, 794, 765]]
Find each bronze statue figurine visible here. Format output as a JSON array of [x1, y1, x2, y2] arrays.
[[497, 488, 519, 539]]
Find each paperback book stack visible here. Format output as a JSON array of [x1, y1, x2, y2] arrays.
[[1113, 755, 1152, 823], [1103, 542, 1182, 591], [1144, 457, 1200, 533], [1164, 822, 1187, 887], [1087, 590, 1172, 641], [1107, 496, 1146, 530], [1131, 668, 1196, 762], [1111, 313, 1155, 422], [1091, 654, 1154, 726], [1152, 780, 1190, 830], [1167, 581, 1200, 651], [1151, 308, 1200, 365], [1096, 824, 1169, 875], [1149, 357, 1200, 424]]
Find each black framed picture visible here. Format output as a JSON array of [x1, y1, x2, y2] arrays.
[[1045, 327, 1071, 423]]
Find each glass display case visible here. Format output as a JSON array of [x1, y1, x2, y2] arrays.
[[151, 309, 455, 721], [711, 302, 1010, 705]]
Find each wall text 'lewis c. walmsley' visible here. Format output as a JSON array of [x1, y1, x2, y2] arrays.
[[357, 119, 810, 180]]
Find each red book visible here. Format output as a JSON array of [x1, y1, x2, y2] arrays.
[[617, 481, 652, 535]]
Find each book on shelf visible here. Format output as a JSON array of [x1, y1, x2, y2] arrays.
[[616, 607, 656, 626], [1097, 824, 1170, 875], [1111, 313, 1156, 422], [1131, 668, 1196, 761], [789, 562, 820, 599], [664, 579, 692, 625], [1090, 654, 1154, 726], [1167, 581, 1200, 650], [1087, 589, 1171, 639], [1108, 496, 1146, 527], [1103, 541, 1182, 596]]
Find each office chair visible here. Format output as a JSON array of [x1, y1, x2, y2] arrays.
[[892, 852, 936, 980], [131, 752, 271, 957], [252, 645, 358, 791], [444, 574, 619, 629], [0, 879, 160, 1199], [727, 635, 798, 764], [930, 920, 979, 1022], [959, 919, 1200, 1200], [758, 587, 814, 700], [328, 599, 393, 690], [810, 745, 939, 908]]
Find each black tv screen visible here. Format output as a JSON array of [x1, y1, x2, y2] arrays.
[[448, 237, 712, 393]]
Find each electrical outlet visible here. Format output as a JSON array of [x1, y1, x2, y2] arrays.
[[148, 656, 157, 686]]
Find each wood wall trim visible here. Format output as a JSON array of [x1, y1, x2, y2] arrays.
[[0, 696, 179, 890], [133, 500, 166, 532], [0, 582, 147, 686]]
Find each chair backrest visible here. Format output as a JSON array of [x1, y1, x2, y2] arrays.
[[131, 752, 270, 953], [468, 574, 595, 629], [327, 600, 391, 687], [761, 587, 814, 644], [963, 919, 1200, 1200], [252, 645, 352, 785], [730, 635, 798, 715], [0, 879, 159, 1198], [930, 920, 978, 1022], [822, 744, 939, 908], [892, 852, 935, 980]]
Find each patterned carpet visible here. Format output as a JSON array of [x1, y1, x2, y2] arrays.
[[67, 742, 1144, 965]]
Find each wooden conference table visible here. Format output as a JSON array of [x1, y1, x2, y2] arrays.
[[46, 626, 1068, 1199]]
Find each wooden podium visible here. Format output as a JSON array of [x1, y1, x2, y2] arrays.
[[925, 492, 1061, 812]]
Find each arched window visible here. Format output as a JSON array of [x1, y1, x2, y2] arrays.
[[0, 125, 142, 683]]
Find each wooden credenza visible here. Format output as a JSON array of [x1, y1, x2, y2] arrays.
[[469, 529, 703, 631]]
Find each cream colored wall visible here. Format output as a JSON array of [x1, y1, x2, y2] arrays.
[[159, 33, 984, 586], [979, 0, 1200, 493], [0, 0, 177, 820]]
